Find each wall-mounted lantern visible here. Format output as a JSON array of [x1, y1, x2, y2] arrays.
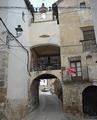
[[15, 25, 23, 38]]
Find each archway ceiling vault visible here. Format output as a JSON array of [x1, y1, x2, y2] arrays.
[[35, 73, 57, 80], [32, 45, 60, 56]]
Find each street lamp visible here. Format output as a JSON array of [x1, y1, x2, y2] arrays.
[[15, 25, 23, 38]]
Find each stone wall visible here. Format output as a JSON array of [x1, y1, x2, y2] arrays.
[[29, 79, 40, 112], [0, 46, 8, 103], [58, 1, 97, 116], [58, 0, 94, 68], [54, 79, 63, 102], [62, 81, 92, 116], [6, 99, 28, 120]]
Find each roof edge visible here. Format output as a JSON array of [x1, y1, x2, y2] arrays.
[[24, 0, 34, 15]]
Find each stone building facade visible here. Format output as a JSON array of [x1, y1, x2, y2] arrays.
[[28, 2, 63, 111], [0, 1, 63, 119], [0, 38, 8, 105], [1, 0, 97, 119], [0, 1, 9, 106], [58, 0, 97, 116], [0, 0, 33, 120], [90, 0, 97, 43]]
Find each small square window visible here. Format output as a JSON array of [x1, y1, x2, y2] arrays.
[[80, 2, 86, 8]]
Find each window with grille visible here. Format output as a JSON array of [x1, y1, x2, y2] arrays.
[[69, 56, 82, 80], [37, 55, 61, 70], [81, 29, 96, 52], [80, 2, 86, 8], [83, 30, 95, 40]]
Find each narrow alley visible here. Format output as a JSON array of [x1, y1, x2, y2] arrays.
[[22, 93, 97, 120], [23, 94, 67, 120], [1, 0, 97, 120]]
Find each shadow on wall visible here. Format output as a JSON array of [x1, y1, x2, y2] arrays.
[[29, 79, 40, 111], [53, 79, 63, 103]]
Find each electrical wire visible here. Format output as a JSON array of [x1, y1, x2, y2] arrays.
[[58, 6, 91, 9], [0, 9, 29, 15], [0, 36, 82, 48], [0, 6, 91, 9], [0, 6, 27, 9], [0, 5, 91, 15], [0, 8, 89, 16], [9, 44, 82, 48], [0, 37, 6, 44], [59, 9, 82, 15], [0, 37, 27, 65], [0, 18, 31, 76]]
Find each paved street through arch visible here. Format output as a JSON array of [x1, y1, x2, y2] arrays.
[[23, 94, 68, 120], [23, 93, 97, 120]]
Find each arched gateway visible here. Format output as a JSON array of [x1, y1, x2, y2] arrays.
[[29, 44, 62, 110], [29, 73, 63, 111]]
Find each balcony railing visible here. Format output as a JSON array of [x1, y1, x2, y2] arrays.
[[62, 66, 89, 82], [34, 7, 52, 13], [31, 63, 61, 72]]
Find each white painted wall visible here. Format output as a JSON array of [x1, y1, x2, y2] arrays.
[[0, 0, 8, 22], [0, 1, 9, 38], [29, 12, 60, 46], [90, 0, 97, 43], [34, 12, 53, 22], [5, 0, 31, 100]]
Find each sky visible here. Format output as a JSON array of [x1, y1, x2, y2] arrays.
[[30, 0, 57, 7]]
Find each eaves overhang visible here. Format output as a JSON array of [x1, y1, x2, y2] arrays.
[[24, 0, 34, 15]]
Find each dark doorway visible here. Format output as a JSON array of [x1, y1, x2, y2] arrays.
[[82, 86, 97, 116]]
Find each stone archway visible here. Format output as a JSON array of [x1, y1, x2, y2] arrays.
[[53, 79, 63, 102], [82, 85, 97, 116], [29, 73, 63, 111]]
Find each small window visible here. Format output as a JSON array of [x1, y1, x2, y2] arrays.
[[80, 2, 86, 8], [81, 29, 96, 52]]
